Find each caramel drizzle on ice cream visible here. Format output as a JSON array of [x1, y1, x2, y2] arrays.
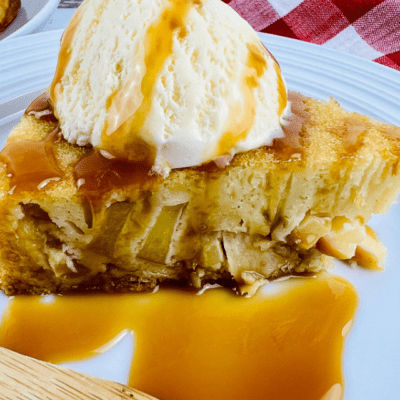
[[100, 0, 197, 161], [275, 63, 288, 117], [49, 0, 88, 106], [217, 43, 280, 157]]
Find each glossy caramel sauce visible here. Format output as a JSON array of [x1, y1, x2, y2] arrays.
[[270, 136, 303, 161], [74, 149, 159, 210], [24, 92, 57, 123], [0, 274, 357, 400], [101, 0, 195, 161], [0, 128, 62, 194], [49, 0, 87, 104], [217, 44, 266, 157], [217, 43, 288, 158], [25, 93, 49, 113], [260, 43, 288, 118], [274, 62, 288, 117]]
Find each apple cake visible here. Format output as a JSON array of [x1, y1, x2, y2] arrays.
[[0, 91, 399, 295]]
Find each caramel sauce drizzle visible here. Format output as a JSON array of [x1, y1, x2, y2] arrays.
[[0, 274, 357, 400], [261, 42, 288, 119], [274, 62, 288, 117], [217, 43, 266, 157], [74, 149, 158, 210], [217, 43, 288, 158], [24, 92, 57, 123], [101, 0, 196, 161], [0, 128, 62, 194], [49, 0, 88, 105]]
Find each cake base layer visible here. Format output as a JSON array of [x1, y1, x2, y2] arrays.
[[0, 95, 399, 294]]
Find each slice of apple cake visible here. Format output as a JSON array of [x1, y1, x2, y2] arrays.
[[0, 93, 399, 294]]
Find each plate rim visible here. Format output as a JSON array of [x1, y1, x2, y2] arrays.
[[1, 0, 61, 41]]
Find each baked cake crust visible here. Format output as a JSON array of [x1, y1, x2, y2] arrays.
[[0, 0, 20, 33]]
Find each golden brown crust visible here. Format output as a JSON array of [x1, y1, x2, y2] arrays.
[[0, 0, 20, 33], [0, 264, 158, 295]]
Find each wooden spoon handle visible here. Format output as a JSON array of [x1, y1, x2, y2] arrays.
[[0, 347, 158, 400]]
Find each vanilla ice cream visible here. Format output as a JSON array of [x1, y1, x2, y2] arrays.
[[50, 0, 290, 174]]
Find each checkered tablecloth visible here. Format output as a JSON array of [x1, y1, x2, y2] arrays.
[[223, 0, 400, 71], [59, 0, 400, 71]]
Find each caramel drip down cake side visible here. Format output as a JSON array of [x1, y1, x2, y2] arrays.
[[0, 96, 400, 294]]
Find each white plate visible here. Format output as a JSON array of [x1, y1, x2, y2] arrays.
[[0, 0, 60, 41], [1, 30, 400, 400]]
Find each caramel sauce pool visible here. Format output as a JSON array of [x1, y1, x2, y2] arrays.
[[0, 274, 357, 400]]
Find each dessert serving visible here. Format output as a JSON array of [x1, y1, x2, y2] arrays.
[[0, 0, 400, 295], [0, 0, 20, 33]]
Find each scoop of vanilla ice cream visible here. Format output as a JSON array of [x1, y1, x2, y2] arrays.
[[50, 0, 290, 172]]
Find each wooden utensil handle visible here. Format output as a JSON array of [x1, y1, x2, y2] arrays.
[[0, 347, 158, 400]]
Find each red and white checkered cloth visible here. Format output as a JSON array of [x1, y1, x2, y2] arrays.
[[222, 0, 400, 71]]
